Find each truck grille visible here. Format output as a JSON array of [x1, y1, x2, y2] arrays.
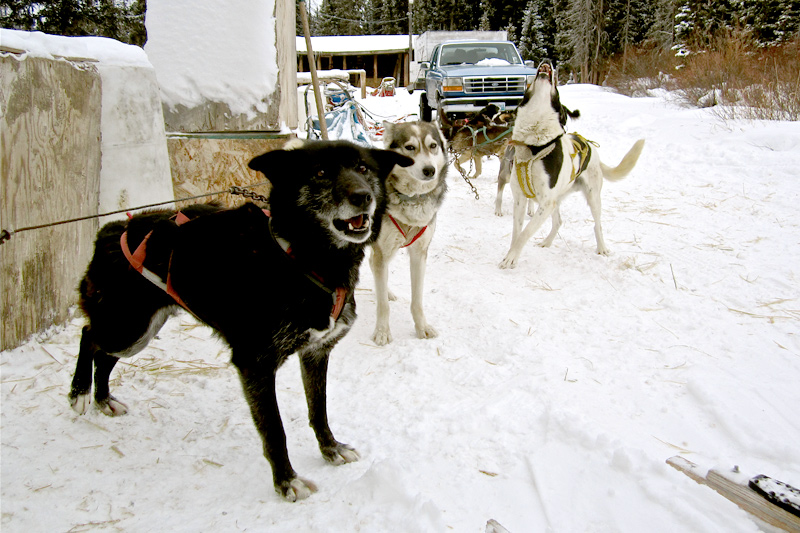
[[463, 75, 527, 94]]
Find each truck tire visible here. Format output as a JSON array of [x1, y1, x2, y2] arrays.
[[419, 92, 432, 122]]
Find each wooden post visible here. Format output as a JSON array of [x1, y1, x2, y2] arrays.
[[667, 456, 800, 532], [299, 0, 327, 139]]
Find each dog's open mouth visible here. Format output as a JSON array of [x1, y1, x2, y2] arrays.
[[537, 63, 553, 82], [334, 213, 371, 237]]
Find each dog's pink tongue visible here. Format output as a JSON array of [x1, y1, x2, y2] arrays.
[[349, 214, 365, 229]]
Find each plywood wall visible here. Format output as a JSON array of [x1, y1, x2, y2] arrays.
[[1, 55, 102, 350], [167, 135, 291, 209]]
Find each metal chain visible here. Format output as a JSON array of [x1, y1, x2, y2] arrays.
[[448, 151, 480, 200], [229, 185, 270, 204], [445, 123, 511, 202]]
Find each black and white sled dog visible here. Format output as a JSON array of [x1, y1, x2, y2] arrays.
[[369, 121, 448, 345], [68, 140, 413, 501], [495, 98, 579, 216], [499, 61, 645, 269]]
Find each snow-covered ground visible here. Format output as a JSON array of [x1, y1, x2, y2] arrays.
[[3, 85, 800, 533]]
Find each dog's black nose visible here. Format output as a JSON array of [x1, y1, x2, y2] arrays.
[[422, 166, 436, 178], [349, 190, 373, 209]]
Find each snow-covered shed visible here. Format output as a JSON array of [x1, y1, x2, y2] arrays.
[[297, 34, 414, 87]]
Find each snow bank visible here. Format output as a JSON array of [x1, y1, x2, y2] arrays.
[[144, 0, 277, 119]]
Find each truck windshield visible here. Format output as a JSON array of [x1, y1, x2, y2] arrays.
[[439, 43, 522, 66]]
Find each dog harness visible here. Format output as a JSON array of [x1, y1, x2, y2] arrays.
[[387, 213, 427, 248], [460, 124, 513, 148], [120, 211, 192, 312], [512, 133, 594, 199], [120, 209, 348, 321]]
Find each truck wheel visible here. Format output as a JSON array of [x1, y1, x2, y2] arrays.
[[419, 93, 432, 122]]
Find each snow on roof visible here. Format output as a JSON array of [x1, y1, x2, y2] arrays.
[[296, 35, 414, 54], [0, 28, 151, 67], [144, 0, 277, 119]]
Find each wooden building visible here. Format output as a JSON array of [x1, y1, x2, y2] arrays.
[[296, 35, 415, 88]]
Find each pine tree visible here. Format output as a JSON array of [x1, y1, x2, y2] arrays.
[[742, 0, 800, 45], [0, 1, 144, 45], [0, 0, 39, 30], [564, 0, 607, 83], [645, 0, 678, 51], [316, 0, 365, 35], [377, 0, 405, 34], [674, 0, 739, 50], [519, 0, 546, 61]]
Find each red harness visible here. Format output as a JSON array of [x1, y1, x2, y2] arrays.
[[388, 214, 427, 248], [120, 212, 191, 312], [120, 209, 348, 321]]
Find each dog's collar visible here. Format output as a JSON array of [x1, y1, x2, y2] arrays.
[[393, 190, 433, 202], [266, 213, 348, 321]]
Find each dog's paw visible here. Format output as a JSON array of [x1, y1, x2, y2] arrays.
[[494, 207, 504, 217], [416, 324, 438, 339], [96, 395, 128, 417], [321, 443, 360, 466], [372, 327, 393, 346], [596, 246, 610, 256], [499, 255, 518, 269], [388, 290, 398, 302], [69, 392, 91, 415], [277, 477, 318, 502]]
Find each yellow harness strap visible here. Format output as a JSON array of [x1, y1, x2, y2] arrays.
[[569, 133, 594, 181], [515, 133, 596, 199]]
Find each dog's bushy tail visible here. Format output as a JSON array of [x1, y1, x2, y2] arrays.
[[601, 139, 645, 182]]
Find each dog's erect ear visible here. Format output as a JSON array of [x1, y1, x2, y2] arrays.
[[248, 149, 299, 183], [370, 148, 414, 177], [382, 121, 396, 146], [248, 138, 310, 179]]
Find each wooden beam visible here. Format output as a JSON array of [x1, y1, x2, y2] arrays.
[[344, 69, 367, 99], [667, 456, 800, 532], [299, 1, 327, 139]]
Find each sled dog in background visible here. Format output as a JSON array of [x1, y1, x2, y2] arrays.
[[370, 121, 448, 345], [445, 104, 514, 179], [68, 140, 413, 501], [499, 61, 645, 269]]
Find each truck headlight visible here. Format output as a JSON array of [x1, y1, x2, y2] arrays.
[[442, 77, 463, 92], [526, 75, 537, 88]]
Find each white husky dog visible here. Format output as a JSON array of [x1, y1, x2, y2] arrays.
[[370, 121, 448, 345], [500, 61, 645, 269]]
